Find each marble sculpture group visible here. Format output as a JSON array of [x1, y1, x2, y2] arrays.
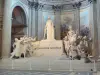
[[10, 18, 93, 60]]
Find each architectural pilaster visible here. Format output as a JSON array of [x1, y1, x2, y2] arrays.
[[52, 5, 62, 40], [54, 11, 61, 40], [89, 4, 94, 39], [74, 9, 80, 33], [31, 8, 36, 38], [92, 0, 99, 60], [0, 0, 3, 57], [2, 0, 12, 58], [97, 0, 100, 56], [28, 6, 32, 36], [34, 2, 43, 40], [27, 0, 34, 37], [34, 2, 39, 40], [72, 1, 81, 34], [38, 6, 43, 40]]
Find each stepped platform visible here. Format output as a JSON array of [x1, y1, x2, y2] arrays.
[[0, 69, 94, 75], [35, 40, 63, 56], [0, 56, 96, 72]]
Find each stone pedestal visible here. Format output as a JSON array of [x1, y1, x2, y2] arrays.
[[35, 40, 63, 56]]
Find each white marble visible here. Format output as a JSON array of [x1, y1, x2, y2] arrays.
[[2, 0, 12, 58], [44, 17, 55, 40], [35, 40, 63, 56]]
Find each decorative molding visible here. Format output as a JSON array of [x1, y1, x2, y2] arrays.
[[27, 0, 44, 10], [27, 0, 90, 10], [88, 0, 92, 3], [38, 0, 85, 5], [88, 0, 97, 4], [27, 1, 34, 8], [72, 2, 82, 9], [34, 3, 44, 10], [93, 0, 97, 3], [52, 5, 63, 11]]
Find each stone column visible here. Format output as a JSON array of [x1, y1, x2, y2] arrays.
[[72, 2, 81, 34], [27, 1, 34, 37], [97, 0, 100, 56], [2, 0, 12, 58], [31, 8, 36, 38], [54, 11, 61, 40], [34, 2, 38, 40], [38, 7, 43, 40], [74, 9, 80, 33], [92, 1, 99, 60], [53, 6, 61, 40], [76, 8, 80, 34], [28, 7, 32, 36], [89, 4, 94, 39], [0, 0, 3, 57]]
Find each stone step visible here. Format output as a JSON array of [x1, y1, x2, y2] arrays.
[[0, 69, 93, 75], [0, 58, 95, 71]]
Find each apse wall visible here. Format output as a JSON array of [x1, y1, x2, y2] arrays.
[[37, 6, 91, 40], [37, 6, 61, 40], [39, 10, 55, 40], [9, 0, 92, 41]]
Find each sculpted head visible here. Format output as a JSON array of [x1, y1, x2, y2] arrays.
[[83, 36, 87, 40], [68, 25, 72, 30], [80, 41, 83, 45], [20, 37, 23, 40], [89, 38, 92, 41], [23, 35, 27, 38], [46, 16, 54, 26], [15, 38, 18, 42], [48, 16, 51, 20], [78, 36, 82, 39]]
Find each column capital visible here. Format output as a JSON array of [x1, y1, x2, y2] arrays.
[[88, 0, 97, 4], [52, 5, 62, 11], [28, 1, 44, 10], [34, 3, 44, 10], [27, 0, 34, 8], [72, 2, 82, 9]]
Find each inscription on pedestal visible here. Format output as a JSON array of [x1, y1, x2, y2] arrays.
[[38, 47, 61, 49], [35, 40, 63, 56]]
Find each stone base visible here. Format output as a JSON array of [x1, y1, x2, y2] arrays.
[[35, 40, 63, 56], [0, 57, 94, 71]]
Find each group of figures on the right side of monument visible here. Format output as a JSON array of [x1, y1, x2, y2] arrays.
[[63, 26, 93, 63]]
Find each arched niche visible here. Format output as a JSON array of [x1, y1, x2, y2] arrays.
[[11, 6, 27, 53]]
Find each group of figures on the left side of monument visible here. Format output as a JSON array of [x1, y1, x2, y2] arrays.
[[10, 17, 55, 59], [10, 36, 39, 59], [63, 26, 93, 62]]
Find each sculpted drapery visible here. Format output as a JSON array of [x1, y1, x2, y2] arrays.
[[44, 17, 55, 40]]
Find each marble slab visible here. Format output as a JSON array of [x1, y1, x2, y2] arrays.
[[35, 40, 63, 56]]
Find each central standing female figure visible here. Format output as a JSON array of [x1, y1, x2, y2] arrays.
[[44, 17, 55, 40]]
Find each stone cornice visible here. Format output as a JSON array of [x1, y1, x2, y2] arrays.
[[38, 0, 85, 5], [27, 0, 91, 10], [27, 1, 44, 10]]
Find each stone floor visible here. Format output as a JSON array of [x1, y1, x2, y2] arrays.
[[0, 69, 93, 75], [0, 56, 95, 72]]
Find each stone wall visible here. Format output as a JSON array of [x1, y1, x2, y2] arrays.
[[97, 0, 100, 56], [0, 0, 4, 57], [2, 0, 100, 58], [1, 0, 29, 57]]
